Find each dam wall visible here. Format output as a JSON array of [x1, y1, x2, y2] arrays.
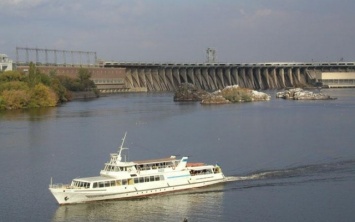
[[14, 61, 355, 93], [104, 62, 355, 91]]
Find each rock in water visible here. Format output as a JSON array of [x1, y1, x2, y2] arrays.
[[201, 93, 231, 104], [173, 83, 208, 101], [201, 85, 270, 104], [276, 88, 336, 100]]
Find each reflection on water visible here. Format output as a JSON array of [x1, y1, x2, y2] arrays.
[[0, 106, 56, 121], [52, 184, 225, 222]]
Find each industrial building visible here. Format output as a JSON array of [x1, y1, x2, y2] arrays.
[[314, 72, 355, 88], [0, 54, 13, 72]]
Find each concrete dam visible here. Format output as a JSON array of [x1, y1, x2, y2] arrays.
[[104, 62, 355, 92], [14, 47, 355, 92]]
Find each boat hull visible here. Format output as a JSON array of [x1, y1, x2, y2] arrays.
[[50, 174, 225, 205]]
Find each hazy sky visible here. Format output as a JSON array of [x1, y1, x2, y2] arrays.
[[1, 0, 355, 63]]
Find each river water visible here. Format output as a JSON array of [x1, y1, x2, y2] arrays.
[[1, 89, 355, 222]]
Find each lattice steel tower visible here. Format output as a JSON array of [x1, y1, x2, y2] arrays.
[[206, 48, 216, 63], [15, 47, 97, 66]]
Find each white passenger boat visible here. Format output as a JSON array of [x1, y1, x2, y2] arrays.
[[49, 133, 226, 205]]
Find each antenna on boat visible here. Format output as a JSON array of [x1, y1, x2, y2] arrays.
[[117, 132, 129, 162]]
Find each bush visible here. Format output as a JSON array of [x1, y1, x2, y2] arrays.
[[28, 83, 58, 108], [0, 81, 29, 93], [0, 70, 28, 82], [0, 64, 98, 110], [221, 86, 252, 102], [0, 96, 6, 110], [50, 77, 70, 102], [1, 89, 31, 109]]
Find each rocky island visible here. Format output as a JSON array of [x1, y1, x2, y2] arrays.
[[173, 83, 208, 101], [174, 83, 271, 104], [276, 88, 336, 100]]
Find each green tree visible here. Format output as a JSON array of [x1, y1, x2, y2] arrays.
[[28, 62, 41, 87], [77, 68, 96, 90]]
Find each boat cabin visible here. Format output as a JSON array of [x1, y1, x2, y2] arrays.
[[70, 174, 166, 189], [102, 156, 183, 175]]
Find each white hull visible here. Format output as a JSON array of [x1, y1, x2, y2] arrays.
[[50, 174, 225, 205]]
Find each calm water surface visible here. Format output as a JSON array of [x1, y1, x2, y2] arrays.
[[0, 89, 355, 222]]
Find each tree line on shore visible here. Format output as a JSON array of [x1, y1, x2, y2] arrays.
[[0, 63, 98, 110]]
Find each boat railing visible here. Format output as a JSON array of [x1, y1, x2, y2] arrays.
[[49, 183, 72, 189]]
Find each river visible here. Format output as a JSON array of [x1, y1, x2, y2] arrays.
[[0, 89, 355, 222]]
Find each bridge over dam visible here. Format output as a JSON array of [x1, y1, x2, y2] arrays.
[[103, 62, 355, 92]]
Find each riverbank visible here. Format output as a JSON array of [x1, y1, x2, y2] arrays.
[[70, 91, 99, 100]]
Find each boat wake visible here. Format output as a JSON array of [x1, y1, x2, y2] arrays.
[[224, 159, 355, 186]]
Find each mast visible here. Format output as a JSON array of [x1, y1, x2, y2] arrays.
[[117, 132, 128, 163]]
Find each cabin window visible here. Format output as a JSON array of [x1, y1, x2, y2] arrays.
[[122, 179, 127, 185], [116, 180, 121, 186], [133, 175, 164, 184], [110, 181, 115, 186], [93, 183, 98, 188], [128, 179, 134, 185], [99, 182, 104, 188], [74, 181, 90, 188], [105, 181, 110, 187]]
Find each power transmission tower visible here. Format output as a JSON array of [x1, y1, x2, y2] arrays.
[[206, 48, 216, 63]]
